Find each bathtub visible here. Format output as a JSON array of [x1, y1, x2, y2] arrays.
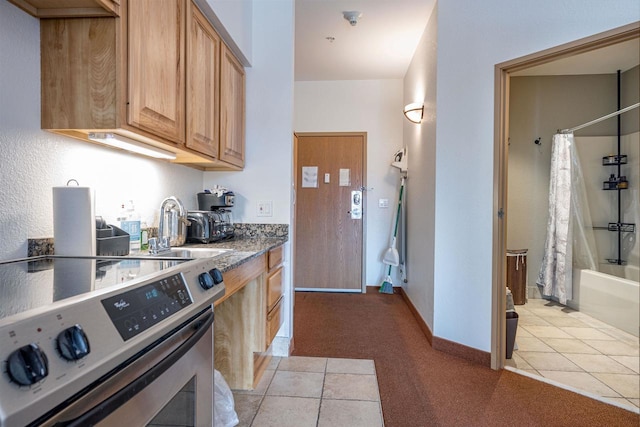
[[569, 268, 639, 337], [599, 263, 640, 282]]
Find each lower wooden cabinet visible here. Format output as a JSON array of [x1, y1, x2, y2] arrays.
[[213, 245, 285, 390]]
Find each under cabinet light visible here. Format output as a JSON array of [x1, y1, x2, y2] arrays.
[[403, 103, 424, 124], [88, 132, 177, 160]]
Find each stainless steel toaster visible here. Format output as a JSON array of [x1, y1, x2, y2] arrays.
[[186, 211, 215, 243], [186, 210, 234, 243]]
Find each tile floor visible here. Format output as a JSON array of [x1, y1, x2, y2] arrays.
[[232, 356, 384, 427], [506, 298, 639, 411]]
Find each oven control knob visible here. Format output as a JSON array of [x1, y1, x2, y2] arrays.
[[209, 268, 224, 285], [6, 343, 48, 386], [57, 325, 90, 361], [198, 272, 214, 290]]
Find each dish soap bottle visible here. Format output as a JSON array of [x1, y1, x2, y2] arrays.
[[140, 221, 149, 252], [119, 200, 141, 253]]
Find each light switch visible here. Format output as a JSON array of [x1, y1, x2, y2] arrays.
[[324, 173, 330, 183], [257, 201, 273, 217], [378, 198, 389, 208]]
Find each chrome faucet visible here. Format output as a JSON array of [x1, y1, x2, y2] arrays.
[[154, 196, 188, 254]]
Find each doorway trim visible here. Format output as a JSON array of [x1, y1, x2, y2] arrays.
[[491, 22, 640, 370], [293, 131, 368, 293]]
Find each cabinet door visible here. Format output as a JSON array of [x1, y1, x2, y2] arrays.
[[186, 1, 220, 157], [266, 266, 283, 312], [128, 0, 185, 144], [266, 297, 283, 348], [219, 44, 245, 167]]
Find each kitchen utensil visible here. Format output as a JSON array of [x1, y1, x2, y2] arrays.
[[159, 196, 188, 247]]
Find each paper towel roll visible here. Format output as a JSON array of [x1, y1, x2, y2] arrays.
[[53, 183, 96, 256]]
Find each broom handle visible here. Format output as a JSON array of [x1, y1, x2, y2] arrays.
[[392, 179, 405, 238]]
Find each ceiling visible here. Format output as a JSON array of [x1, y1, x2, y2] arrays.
[[295, 0, 436, 81], [294, 1, 638, 81]]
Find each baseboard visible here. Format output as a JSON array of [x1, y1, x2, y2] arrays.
[[399, 288, 491, 367], [432, 336, 492, 367], [366, 285, 402, 294], [398, 287, 433, 345]]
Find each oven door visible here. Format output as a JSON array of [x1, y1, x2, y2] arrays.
[[39, 308, 214, 427]]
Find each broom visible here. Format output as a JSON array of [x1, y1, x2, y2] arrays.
[[380, 177, 405, 294], [379, 264, 394, 294]]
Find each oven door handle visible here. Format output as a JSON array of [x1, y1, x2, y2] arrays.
[[56, 310, 214, 427]]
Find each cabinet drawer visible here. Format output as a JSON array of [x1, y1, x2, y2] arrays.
[[266, 296, 284, 347], [267, 266, 283, 312], [268, 245, 283, 271]]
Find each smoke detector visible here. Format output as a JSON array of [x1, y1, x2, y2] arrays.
[[343, 11, 362, 26]]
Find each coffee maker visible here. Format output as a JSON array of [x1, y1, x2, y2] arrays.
[[186, 189, 235, 243]]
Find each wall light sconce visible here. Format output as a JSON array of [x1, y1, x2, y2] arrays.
[[88, 132, 177, 160], [403, 102, 424, 124]]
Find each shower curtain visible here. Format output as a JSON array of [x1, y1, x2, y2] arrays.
[[537, 133, 598, 304]]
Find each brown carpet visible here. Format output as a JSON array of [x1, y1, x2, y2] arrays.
[[292, 291, 639, 427]]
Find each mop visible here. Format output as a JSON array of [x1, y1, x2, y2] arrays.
[[380, 175, 405, 294]]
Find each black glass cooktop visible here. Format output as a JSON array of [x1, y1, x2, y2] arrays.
[[0, 257, 186, 321]]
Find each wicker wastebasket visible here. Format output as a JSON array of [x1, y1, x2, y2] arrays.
[[506, 249, 527, 305]]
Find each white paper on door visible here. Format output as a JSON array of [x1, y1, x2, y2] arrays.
[[339, 168, 350, 186], [302, 166, 318, 188]]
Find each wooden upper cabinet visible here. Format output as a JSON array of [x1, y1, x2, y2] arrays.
[[128, 0, 185, 145], [186, 1, 220, 158], [219, 44, 246, 168], [39, 0, 245, 170], [41, 18, 117, 130], [8, 0, 120, 18]]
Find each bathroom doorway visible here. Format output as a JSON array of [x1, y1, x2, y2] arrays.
[[492, 22, 640, 369]]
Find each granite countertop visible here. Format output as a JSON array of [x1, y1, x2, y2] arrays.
[[27, 223, 288, 273], [180, 236, 287, 273]]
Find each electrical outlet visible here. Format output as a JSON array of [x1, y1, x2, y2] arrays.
[[257, 201, 273, 217]]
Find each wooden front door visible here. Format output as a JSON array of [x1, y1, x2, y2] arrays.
[[294, 133, 366, 291]]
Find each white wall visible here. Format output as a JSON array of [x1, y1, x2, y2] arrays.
[[294, 79, 404, 287], [402, 5, 438, 330], [200, 0, 252, 64], [0, 1, 203, 261], [433, 0, 640, 352]]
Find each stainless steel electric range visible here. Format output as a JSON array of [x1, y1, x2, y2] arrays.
[[0, 255, 225, 427]]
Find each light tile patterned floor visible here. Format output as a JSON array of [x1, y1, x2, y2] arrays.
[[507, 298, 640, 411], [232, 356, 384, 427]]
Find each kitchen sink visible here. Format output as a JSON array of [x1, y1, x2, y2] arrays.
[[167, 247, 231, 258], [141, 247, 231, 260]]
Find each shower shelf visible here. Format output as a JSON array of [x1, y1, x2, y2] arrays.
[[602, 183, 628, 190], [607, 223, 635, 233], [602, 154, 627, 166]]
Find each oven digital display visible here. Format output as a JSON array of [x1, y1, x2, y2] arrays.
[[101, 273, 193, 341]]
